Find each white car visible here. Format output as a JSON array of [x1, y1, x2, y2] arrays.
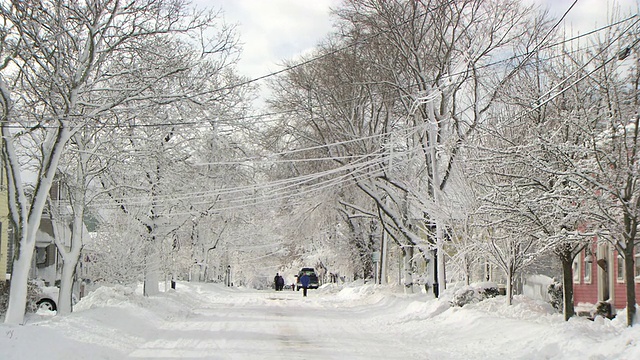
[[36, 285, 60, 312], [34, 283, 77, 312]]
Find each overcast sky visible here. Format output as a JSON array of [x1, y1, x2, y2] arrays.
[[198, 0, 639, 82], [199, 0, 340, 79], [536, 0, 638, 23]]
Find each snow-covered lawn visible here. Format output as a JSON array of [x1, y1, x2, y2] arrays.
[[2, 281, 640, 359]]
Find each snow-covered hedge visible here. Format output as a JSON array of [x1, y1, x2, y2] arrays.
[[450, 282, 501, 307], [547, 282, 562, 312], [0, 281, 41, 316]]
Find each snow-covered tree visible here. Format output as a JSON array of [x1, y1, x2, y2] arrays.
[[560, 25, 640, 326], [266, 0, 548, 295], [472, 13, 640, 321], [84, 211, 147, 286], [47, 128, 100, 315], [0, 0, 241, 324]]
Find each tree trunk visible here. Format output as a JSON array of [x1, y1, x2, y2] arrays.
[[144, 271, 160, 296], [624, 245, 636, 326], [57, 257, 78, 315], [506, 266, 514, 306], [4, 122, 71, 324], [4, 242, 35, 324], [53, 203, 84, 315], [464, 256, 471, 286], [403, 246, 414, 294], [436, 222, 446, 296], [143, 241, 160, 296], [379, 231, 388, 284], [561, 256, 575, 321]]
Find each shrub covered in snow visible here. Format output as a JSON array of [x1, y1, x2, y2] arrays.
[[0, 282, 7, 315], [450, 282, 501, 307], [595, 301, 613, 319], [450, 288, 476, 307], [547, 282, 562, 312], [0, 281, 41, 316]]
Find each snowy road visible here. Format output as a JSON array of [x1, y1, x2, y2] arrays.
[[4, 281, 640, 359], [126, 285, 418, 359]]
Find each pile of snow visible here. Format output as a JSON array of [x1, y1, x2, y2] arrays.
[[465, 295, 557, 322], [74, 285, 141, 310], [334, 282, 379, 299], [397, 298, 451, 321]]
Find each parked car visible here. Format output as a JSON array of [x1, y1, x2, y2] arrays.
[[33, 281, 77, 312], [296, 267, 319, 290], [36, 286, 58, 311]]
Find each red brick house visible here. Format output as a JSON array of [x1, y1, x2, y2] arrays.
[[573, 240, 640, 315]]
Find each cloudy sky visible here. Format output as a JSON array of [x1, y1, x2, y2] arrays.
[[198, 0, 638, 81], [200, 0, 340, 79], [538, 0, 638, 22]]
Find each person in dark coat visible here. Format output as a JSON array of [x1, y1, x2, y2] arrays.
[[274, 273, 280, 291], [276, 275, 285, 291], [300, 273, 310, 297]]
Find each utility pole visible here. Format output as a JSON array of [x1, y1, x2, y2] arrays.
[[379, 230, 388, 284]]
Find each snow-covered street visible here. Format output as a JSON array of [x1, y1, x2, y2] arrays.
[[122, 286, 416, 359], [2, 281, 640, 359]]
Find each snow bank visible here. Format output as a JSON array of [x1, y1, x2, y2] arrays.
[[74, 285, 142, 310], [466, 295, 558, 322], [397, 298, 451, 322]]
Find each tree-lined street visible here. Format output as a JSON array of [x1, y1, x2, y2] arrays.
[[3, 3, 640, 355]]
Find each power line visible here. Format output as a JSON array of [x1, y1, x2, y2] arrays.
[[469, 16, 639, 153], [172, 29, 640, 215], [91, 126, 428, 208], [74, 118, 426, 170], [16, 2, 640, 215], [498, 0, 579, 88], [89, 110, 431, 209], [93, 145, 421, 216], [5, 11, 634, 132], [193, 123, 427, 166], [91, 12, 640, 211], [535, 17, 640, 108], [93, 157, 379, 211]]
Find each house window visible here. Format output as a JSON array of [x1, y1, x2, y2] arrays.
[[35, 247, 47, 266], [617, 253, 625, 283], [36, 244, 56, 268], [584, 249, 592, 284], [572, 255, 581, 284]]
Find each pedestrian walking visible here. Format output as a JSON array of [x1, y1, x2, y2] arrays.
[[274, 273, 280, 291], [300, 273, 310, 297], [277, 275, 285, 291]]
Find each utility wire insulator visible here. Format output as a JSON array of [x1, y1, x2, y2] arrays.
[[618, 46, 631, 60]]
